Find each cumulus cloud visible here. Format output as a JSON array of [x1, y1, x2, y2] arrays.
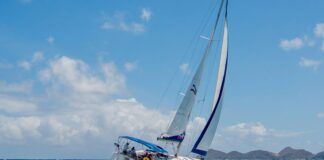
[[0, 81, 32, 93], [303, 36, 316, 47], [39, 56, 126, 95], [279, 23, 324, 53], [17, 60, 31, 70], [317, 112, 324, 119], [124, 61, 137, 72], [2, 55, 308, 156], [0, 116, 41, 142], [46, 36, 55, 44], [314, 23, 324, 38], [102, 21, 145, 34], [223, 122, 303, 143], [2, 55, 315, 157], [179, 63, 189, 74], [299, 57, 321, 70], [279, 38, 304, 51], [101, 22, 114, 30], [224, 122, 303, 138], [141, 8, 152, 22], [321, 41, 324, 52], [208, 122, 307, 153], [0, 55, 211, 157], [0, 95, 38, 114], [32, 51, 44, 63], [116, 22, 145, 33], [224, 122, 267, 137], [17, 51, 44, 70], [101, 9, 150, 34]]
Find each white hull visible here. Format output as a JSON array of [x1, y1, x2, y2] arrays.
[[110, 153, 200, 160]]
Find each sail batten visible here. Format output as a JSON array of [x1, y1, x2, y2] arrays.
[[191, 18, 228, 156]]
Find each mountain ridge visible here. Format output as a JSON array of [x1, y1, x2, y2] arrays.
[[206, 146, 323, 160]]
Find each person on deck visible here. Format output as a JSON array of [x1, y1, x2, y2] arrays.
[[130, 147, 136, 158], [123, 142, 129, 154]]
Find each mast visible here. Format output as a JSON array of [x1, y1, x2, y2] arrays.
[[158, 0, 227, 155], [191, 0, 229, 157]]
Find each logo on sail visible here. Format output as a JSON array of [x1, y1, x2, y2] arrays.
[[190, 84, 197, 95]]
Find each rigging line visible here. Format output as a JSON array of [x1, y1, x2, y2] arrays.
[[184, 0, 225, 92], [176, 1, 220, 96], [174, 0, 220, 102], [190, 0, 226, 120], [174, 5, 221, 124], [154, 0, 218, 112]]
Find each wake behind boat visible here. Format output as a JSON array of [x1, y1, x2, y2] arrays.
[[111, 0, 229, 159]]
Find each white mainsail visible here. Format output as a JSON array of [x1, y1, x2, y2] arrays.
[[191, 19, 228, 156]]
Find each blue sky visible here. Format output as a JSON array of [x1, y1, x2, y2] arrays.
[[1, 0, 324, 158]]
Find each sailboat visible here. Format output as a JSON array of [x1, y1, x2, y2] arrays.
[[111, 0, 229, 159]]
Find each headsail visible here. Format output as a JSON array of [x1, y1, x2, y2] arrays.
[[191, 18, 229, 156]]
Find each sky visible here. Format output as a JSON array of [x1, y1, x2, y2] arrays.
[[0, 0, 324, 158]]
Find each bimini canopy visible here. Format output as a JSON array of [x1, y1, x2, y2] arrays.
[[119, 136, 168, 153]]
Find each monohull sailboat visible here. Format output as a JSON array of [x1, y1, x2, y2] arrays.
[[111, 0, 229, 159]]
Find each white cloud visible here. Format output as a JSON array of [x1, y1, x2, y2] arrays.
[[0, 116, 41, 142], [303, 36, 316, 47], [279, 23, 324, 53], [141, 8, 152, 22], [224, 122, 302, 139], [0, 55, 207, 156], [131, 23, 145, 33], [39, 56, 126, 95], [317, 112, 324, 119], [32, 51, 44, 63], [101, 10, 148, 34], [17, 61, 31, 70], [102, 21, 146, 34], [279, 38, 304, 51], [224, 122, 267, 137], [0, 81, 32, 93], [119, 22, 129, 31], [321, 41, 324, 52], [46, 36, 55, 44], [299, 57, 321, 70], [179, 63, 189, 74], [0, 95, 38, 114], [101, 22, 114, 30], [116, 22, 145, 33], [17, 51, 44, 70], [1, 55, 313, 156], [211, 122, 306, 152], [124, 61, 137, 72], [314, 23, 324, 38]]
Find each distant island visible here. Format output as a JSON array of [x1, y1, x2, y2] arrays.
[[206, 147, 324, 160]]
